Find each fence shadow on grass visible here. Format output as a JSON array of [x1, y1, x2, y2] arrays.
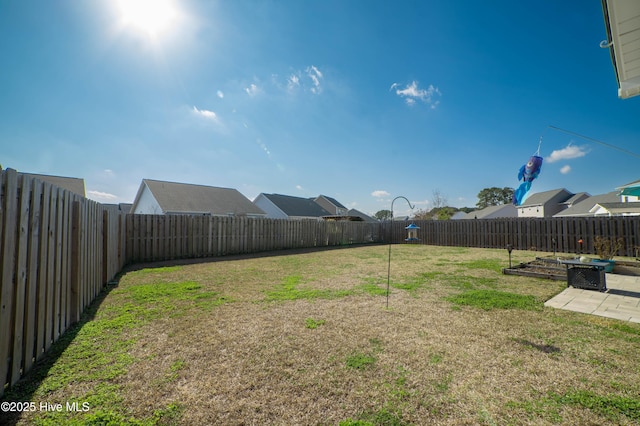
[[0, 244, 386, 425], [0, 277, 122, 426], [0, 243, 387, 426], [120, 243, 387, 273]]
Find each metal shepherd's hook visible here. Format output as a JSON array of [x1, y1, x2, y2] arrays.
[[386, 196, 416, 309]]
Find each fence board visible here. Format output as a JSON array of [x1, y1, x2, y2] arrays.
[[0, 169, 18, 390], [10, 174, 30, 385], [23, 177, 42, 374], [44, 183, 59, 352], [53, 188, 64, 342], [69, 201, 80, 325], [60, 191, 71, 333], [35, 184, 51, 361]]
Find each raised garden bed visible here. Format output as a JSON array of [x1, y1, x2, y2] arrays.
[[503, 257, 640, 279], [613, 260, 640, 276], [502, 257, 567, 280]]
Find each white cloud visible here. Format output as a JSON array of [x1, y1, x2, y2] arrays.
[[217, 90, 224, 98], [296, 185, 303, 191], [546, 143, 589, 163], [259, 65, 325, 96], [87, 190, 118, 202], [371, 190, 390, 198], [287, 74, 300, 91], [391, 80, 441, 108], [306, 65, 323, 94], [245, 83, 260, 96], [560, 165, 571, 174], [192, 106, 218, 121]]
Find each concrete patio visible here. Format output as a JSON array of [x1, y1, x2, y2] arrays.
[[544, 273, 640, 323]]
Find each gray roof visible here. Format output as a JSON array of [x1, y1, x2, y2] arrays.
[[102, 203, 133, 213], [347, 209, 378, 223], [561, 192, 591, 205], [24, 173, 85, 197], [593, 202, 640, 215], [519, 188, 573, 207], [261, 193, 332, 217], [462, 204, 516, 219], [317, 195, 347, 209], [553, 192, 621, 217], [139, 179, 265, 216], [616, 178, 640, 190]]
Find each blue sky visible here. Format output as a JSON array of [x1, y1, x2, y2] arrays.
[[2, 0, 639, 217]]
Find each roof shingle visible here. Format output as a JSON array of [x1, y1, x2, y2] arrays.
[[140, 179, 265, 216]]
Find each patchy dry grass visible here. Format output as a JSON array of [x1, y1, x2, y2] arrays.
[[2, 245, 640, 425]]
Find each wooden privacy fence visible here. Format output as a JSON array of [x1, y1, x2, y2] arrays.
[[3, 165, 640, 397], [383, 217, 640, 256], [126, 214, 382, 263], [127, 215, 640, 264], [0, 169, 126, 396]]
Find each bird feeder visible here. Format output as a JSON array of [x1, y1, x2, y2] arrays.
[[506, 244, 513, 268], [405, 223, 420, 242]]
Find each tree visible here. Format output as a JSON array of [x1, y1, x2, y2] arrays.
[[476, 187, 514, 209], [432, 206, 457, 220], [413, 208, 431, 220], [374, 209, 392, 221], [431, 189, 448, 209], [413, 206, 459, 220]]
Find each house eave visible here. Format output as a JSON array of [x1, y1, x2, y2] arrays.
[[601, 0, 640, 99]]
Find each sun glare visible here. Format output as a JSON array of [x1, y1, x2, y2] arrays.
[[118, 0, 178, 37]]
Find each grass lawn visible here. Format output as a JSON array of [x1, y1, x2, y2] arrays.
[[2, 244, 640, 425]]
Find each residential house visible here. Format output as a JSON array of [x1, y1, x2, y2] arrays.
[[130, 179, 266, 217], [24, 172, 86, 197], [253, 193, 332, 219], [347, 209, 379, 223], [102, 203, 133, 214], [559, 192, 591, 210], [517, 188, 573, 218], [590, 201, 640, 217], [313, 195, 348, 216], [552, 179, 640, 217], [450, 211, 468, 220], [553, 192, 621, 217], [462, 204, 517, 219], [617, 179, 640, 202]]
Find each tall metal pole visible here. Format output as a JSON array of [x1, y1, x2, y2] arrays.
[[386, 196, 415, 308]]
